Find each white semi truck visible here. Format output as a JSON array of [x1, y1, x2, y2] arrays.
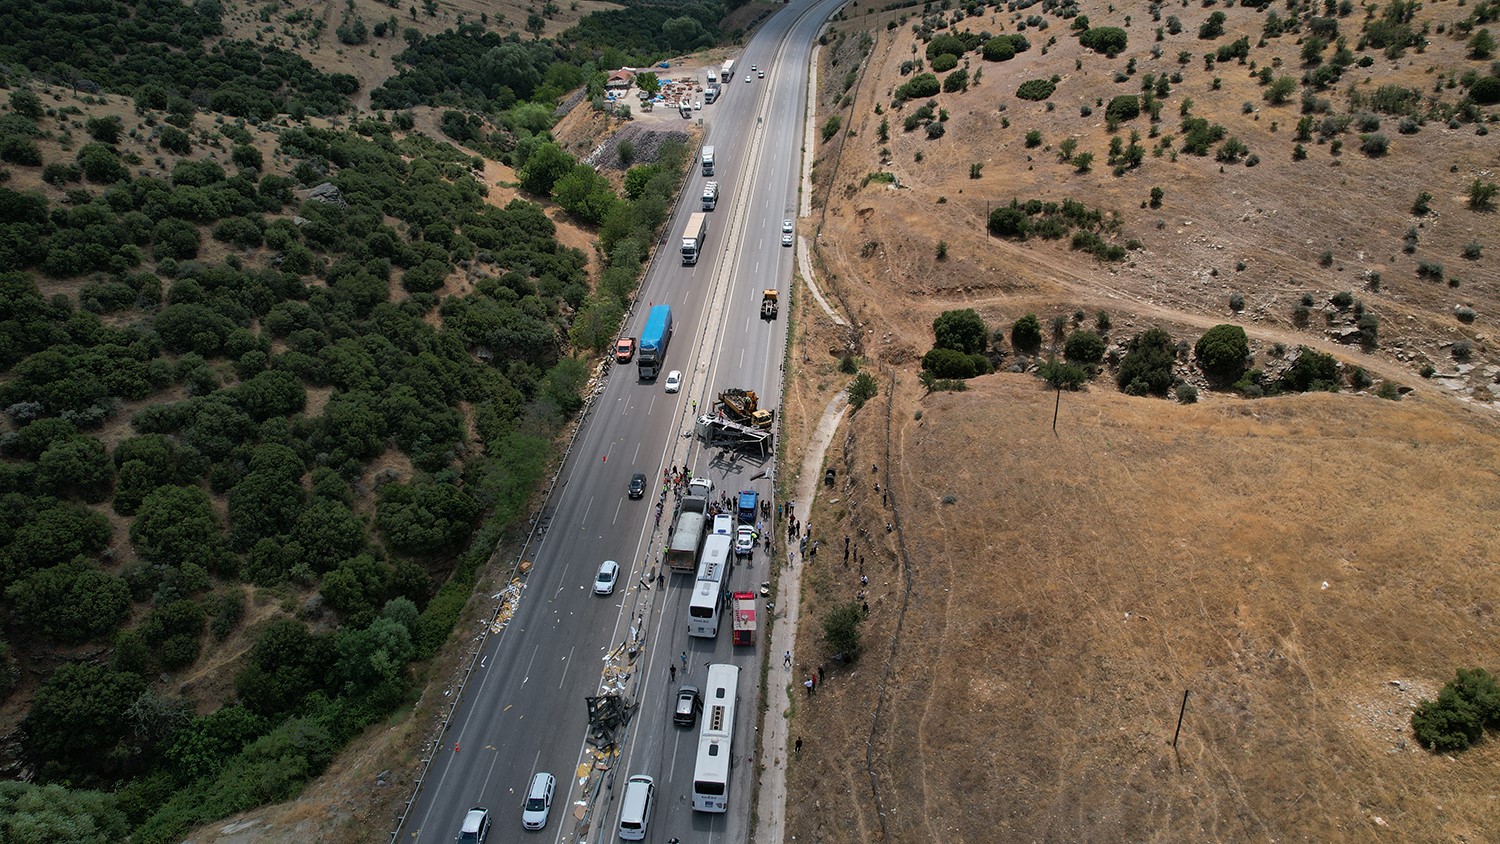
[[682, 212, 708, 265]]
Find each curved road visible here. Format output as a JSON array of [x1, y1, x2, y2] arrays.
[[400, 0, 840, 841]]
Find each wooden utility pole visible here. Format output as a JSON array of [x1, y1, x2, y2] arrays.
[[1172, 689, 1190, 748], [1052, 385, 1061, 433]]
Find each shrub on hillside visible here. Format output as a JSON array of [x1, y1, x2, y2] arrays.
[[931, 53, 959, 73], [983, 37, 1016, 61], [987, 205, 1030, 239], [823, 601, 864, 660], [1280, 347, 1340, 392], [942, 69, 969, 93], [921, 347, 988, 378], [1471, 76, 1500, 105], [1117, 328, 1177, 396], [1194, 324, 1250, 383], [1015, 79, 1056, 101], [1411, 669, 1500, 752], [895, 73, 940, 101], [1063, 330, 1105, 365], [933, 309, 988, 354], [1011, 314, 1043, 353], [1105, 95, 1140, 122], [1079, 26, 1128, 57]]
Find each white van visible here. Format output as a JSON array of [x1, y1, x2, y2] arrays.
[[617, 774, 655, 840], [712, 514, 734, 536]]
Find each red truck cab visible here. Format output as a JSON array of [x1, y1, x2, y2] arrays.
[[615, 337, 636, 363]]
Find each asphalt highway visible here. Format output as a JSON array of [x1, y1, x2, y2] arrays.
[[400, 1, 840, 840]]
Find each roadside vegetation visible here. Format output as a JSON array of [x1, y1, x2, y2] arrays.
[[0, 0, 711, 838]]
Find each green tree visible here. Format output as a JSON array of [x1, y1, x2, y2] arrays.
[[1412, 685, 1484, 751], [1011, 314, 1043, 353], [227, 444, 305, 551], [921, 348, 984, 378], [76, 143, 129, 183], [35, 435, 113, 502], [635, 71, 660, 96], [333, 615, 415, 693], [1063, 330, 1105, 365], [1265, 76, 1298, 105], [551, 164, 618, 226], [232, 619, 334, 717], [85, 116, 122, 145], [847, 371, 878, 409], [320, 553, 392, 626], [822, 601, 864, 660], [1194, 324, 1250, 383], [140, 599, 207, 670], [377, 481, 481, 555], [6, 562, 130, 644], [1469, 178, 1499, 211], [518, 142, 574, 197], [22, 663, 146, 783], [933, 309, 988, 354], [3, 501, 112, 585], [988, 205, 1030, 239], [0, 782, 130, 843], [1079, 26, 1128, 56], [1469, 28, 1496, 60], [9, 89, 44, 120], [130, 485, 224, 568], [1116, 327, 1178, 396], [1280, 347, 1340, 392], [1039, 358, 1088, 389], [290, 497, 366, 573]]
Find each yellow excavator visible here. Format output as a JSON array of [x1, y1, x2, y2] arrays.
[[717, 388, 775, 429]]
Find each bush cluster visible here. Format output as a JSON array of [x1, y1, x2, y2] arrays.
[[1412, 668, 1500, 752]]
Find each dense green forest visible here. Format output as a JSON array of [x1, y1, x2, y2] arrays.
[[372, 0, 743, 114], [0, 0, 702, 839], [0, 0, 356, 119]]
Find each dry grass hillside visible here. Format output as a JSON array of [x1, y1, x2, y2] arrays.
[[787, 375, 1500, 842], [810, 0, 1497, 397], [781, 0, 1500, 841]]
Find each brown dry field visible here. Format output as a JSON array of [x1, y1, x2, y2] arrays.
[[782, 0, 1500, 842]]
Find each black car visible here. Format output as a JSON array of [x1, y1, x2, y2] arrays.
[[628, 472, 647, 499]]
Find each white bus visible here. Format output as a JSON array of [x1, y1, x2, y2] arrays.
[[692, 663, 740, 812], [687, 535, 732, 637]]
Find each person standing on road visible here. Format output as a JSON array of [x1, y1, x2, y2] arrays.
[[669, 664, 676, 681], [783, 650, 792, 668], [680, 651, 687, 668]]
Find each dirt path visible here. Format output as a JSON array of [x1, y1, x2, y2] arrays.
[[753, 390, 848, 843]]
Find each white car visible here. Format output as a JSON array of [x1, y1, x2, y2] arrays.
[[664, 370, 682, 393], [734, 525, 756, 556], [694, 100, 702, 110], [750, 64, 758, 72], [758, 70, 765, 78], [521, 772, 555, 830], [782, 219, 794, 233], [781, 232, 793, 247], [745, 76, 752, 83], [594, 560, 620, 595]]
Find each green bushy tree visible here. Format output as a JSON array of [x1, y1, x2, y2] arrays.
[[1194, 324, 1250, 383]]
